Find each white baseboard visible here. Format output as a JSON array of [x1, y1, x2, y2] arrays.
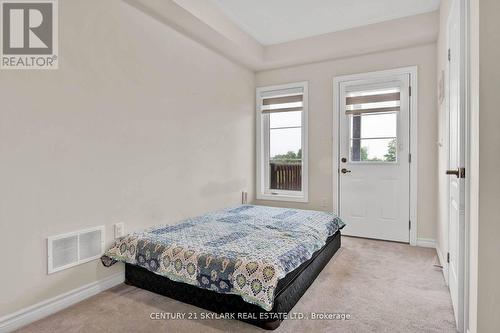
[[416, 238, 436, 248], [436, 246, 446, 266], [0, 271, 124, 333]]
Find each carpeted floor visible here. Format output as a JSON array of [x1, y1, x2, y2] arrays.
[[16, 237, 457, 333]]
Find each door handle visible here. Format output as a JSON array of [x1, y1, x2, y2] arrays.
[[446, 168, 465, 178], [341, 168, 351, 174]]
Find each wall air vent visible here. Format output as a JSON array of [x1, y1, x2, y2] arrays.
[[47, 226, 105, 274]]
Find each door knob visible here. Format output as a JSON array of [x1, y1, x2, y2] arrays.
[[446, 168, 465, 178], [341, 168, 351, 174]]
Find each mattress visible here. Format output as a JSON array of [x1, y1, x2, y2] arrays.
[[102, 205, 344, 311], [125, 230, 341, 330]]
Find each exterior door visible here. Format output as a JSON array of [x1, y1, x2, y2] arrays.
[[446, 0, 465, 330], [338, 74, 411, 242]]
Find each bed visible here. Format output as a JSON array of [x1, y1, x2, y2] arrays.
[[101, 205, 344, 329]]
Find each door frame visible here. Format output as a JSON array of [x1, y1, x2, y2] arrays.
[[463, 0, 472, 331], [333, 66, 418, 245]]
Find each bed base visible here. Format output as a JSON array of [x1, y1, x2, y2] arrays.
[[125, 231, 341, 330]]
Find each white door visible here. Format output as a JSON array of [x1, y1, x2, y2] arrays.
[[446, 0, 465, 330], [338, 74, 410, 242]]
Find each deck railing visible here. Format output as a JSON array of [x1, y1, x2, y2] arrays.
[[270, 161, 302, 191]]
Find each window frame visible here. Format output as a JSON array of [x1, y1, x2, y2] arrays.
[[256, 81, 309, 202], [349, 112, 399, 163], [344, 80, 403, 165]]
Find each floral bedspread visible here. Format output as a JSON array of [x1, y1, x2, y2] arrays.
[[101, 205, 344, 311]]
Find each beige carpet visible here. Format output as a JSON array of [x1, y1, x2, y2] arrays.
[[17, 237, 457, 333]]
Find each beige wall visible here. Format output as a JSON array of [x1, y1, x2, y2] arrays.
[[476, 0, 500, 331], [0, 0, 255, 316], [255, 43, 438, 240], [263, 11, 438, 70]]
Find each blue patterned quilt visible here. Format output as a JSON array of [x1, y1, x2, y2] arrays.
[[101, 205, 344, 310]]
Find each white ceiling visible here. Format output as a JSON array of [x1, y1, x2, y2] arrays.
[[209, 0, 441, 45]]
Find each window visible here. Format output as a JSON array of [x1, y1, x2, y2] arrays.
[[346, 87, 400, 162], [256, 82, 308, 202]]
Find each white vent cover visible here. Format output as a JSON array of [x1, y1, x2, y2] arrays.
[[48, 226, 105, 274]]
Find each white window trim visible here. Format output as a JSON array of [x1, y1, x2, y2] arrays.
[[345, 80, 402, 164], [256, 81, 309, 203]]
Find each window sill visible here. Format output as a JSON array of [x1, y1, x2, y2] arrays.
[[256, 193, 308, 203]]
